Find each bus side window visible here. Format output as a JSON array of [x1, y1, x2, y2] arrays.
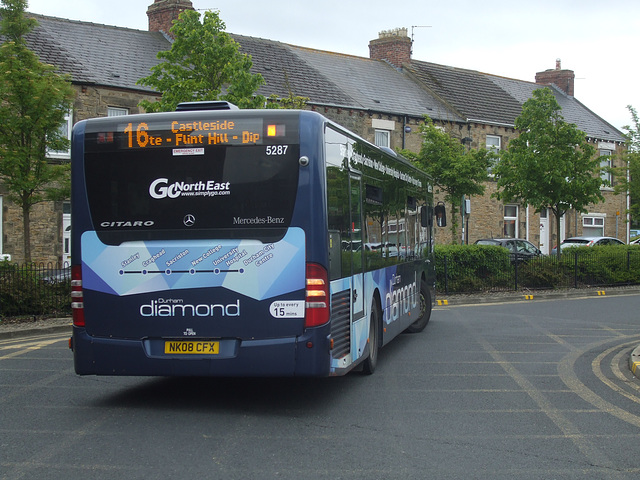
[[328, 230, 342, 281]]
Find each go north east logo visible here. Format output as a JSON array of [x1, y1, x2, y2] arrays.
[[149, 178, 231, 199]]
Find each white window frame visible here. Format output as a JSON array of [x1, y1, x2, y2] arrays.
[[374, 129, 390, 148], [504, 205, 518, 238], [599, 149, 613, 188], [46, 110, 72, 160], [582, 213, 605, 237], [107, 106, 129, 117], [486, 135, 501, 174], [62, 201, 71, 266], [486, 135, 501, 152]]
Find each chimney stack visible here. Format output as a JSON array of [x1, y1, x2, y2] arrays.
[[369, 28, 412, 69], [147, 0, 195, 35], [535, 58, 575, 96]]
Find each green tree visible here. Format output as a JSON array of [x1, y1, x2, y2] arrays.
[[0, 0, 75, 262], [493, 88, 603, 256], [611, 105, 640, 228], [403, 116, 493, 244], [138, 9, 266, 112]]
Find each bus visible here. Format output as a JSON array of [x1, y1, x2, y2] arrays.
[[69, 101, 440, 377]]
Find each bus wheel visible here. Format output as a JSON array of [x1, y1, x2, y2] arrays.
[[362, 301, 380, 375], [405, 281, 431, 333]]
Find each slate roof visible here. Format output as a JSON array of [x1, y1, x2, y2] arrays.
[[18, 12, 624, 142], [406, 61, 523, 126], [229, 34, 353, 107], [25, 13, 168, 93], [490, 75, 623, 143], [283, 44, 460, 120], [408, 60, 625, 143]]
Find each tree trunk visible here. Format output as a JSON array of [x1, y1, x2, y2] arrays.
[[555, 210, 562, 259], [22, 203, 31, 263], [449, 204, 459, 245]]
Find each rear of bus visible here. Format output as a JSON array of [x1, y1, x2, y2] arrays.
[[70, 106, 331, 376]]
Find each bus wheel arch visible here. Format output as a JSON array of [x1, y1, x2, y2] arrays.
[[362, 291, 382, 375], [405, 275, 431, 334]]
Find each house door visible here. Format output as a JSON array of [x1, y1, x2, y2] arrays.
[[62, 212, 71, 265], [539, 209, 549, 255]]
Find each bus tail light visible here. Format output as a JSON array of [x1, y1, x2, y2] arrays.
[[266, 124, 286, 137], [71, 265, 85, 327], [305, 263, 329, 328]]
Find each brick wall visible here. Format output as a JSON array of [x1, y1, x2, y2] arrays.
[[535, 60, 575, 96], [73, 85, 158, 121], [368, 29, 412, 68], [147, 0, 194, 34], [2, 199, 62, 265]]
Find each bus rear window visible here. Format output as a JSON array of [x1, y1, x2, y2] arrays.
[[84, 143, 300, 244]]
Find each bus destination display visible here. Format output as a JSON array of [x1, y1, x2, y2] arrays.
[[118, 117, 274, 150]]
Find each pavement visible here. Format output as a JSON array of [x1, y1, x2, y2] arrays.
[[433, 284, 640, 306], [0, 316, 72, 339], [3, 286, 640, 373]]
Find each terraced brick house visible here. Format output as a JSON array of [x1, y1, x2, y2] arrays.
[[1, 0, 626, 262]]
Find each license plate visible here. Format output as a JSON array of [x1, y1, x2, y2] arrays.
[[164, 340, 219, 355]]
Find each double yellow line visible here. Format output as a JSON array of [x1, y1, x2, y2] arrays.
[[0, 334, 68, 360]]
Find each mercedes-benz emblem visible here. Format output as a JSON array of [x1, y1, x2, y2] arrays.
[[183, 214, 196, 227]]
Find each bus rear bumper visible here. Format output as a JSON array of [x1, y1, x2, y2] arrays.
[[72, 326, 331, 377]]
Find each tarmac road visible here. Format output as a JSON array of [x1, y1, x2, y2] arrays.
[[2, 288, 640, 479]]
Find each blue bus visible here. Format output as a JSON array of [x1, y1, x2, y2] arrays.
[[70, 102, 439, 376]]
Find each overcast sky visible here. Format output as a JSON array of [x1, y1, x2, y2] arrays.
[[25, 0, 640, 133]]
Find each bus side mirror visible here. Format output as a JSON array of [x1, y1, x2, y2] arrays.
[[421, 206, 433, 228], [434, 203, 446, 227]]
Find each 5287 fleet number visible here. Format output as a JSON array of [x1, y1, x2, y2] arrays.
[[266, 145, 288, 155]]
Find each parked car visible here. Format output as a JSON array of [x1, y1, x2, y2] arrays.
[[40, 266, 71, 284], [474, 238, 542, 261], [550, 236, 625, 254]]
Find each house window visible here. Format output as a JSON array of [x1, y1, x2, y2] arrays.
[[46, 110, 72, 160], [600, 150, 613, 187], [372, 118, 395, 148], [504, 205, 518, 238], [486, 135, 501, 152], [583, 215, 605, 237], [486, 135, 501, 173], [108, 106, 129, 117], [374, 129, 390, 148]]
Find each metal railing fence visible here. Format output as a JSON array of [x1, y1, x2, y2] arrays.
[[436, 249, 640, 295], [0, 263, 71, 318], [2, 251, 640, 317]]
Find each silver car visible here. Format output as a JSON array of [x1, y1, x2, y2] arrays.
[[474, 238, 541, 261], [551, 236, 624, 254]]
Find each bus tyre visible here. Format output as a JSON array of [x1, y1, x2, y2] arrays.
[[362, 301, 380, 375], [406, 281, 431, 333]]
